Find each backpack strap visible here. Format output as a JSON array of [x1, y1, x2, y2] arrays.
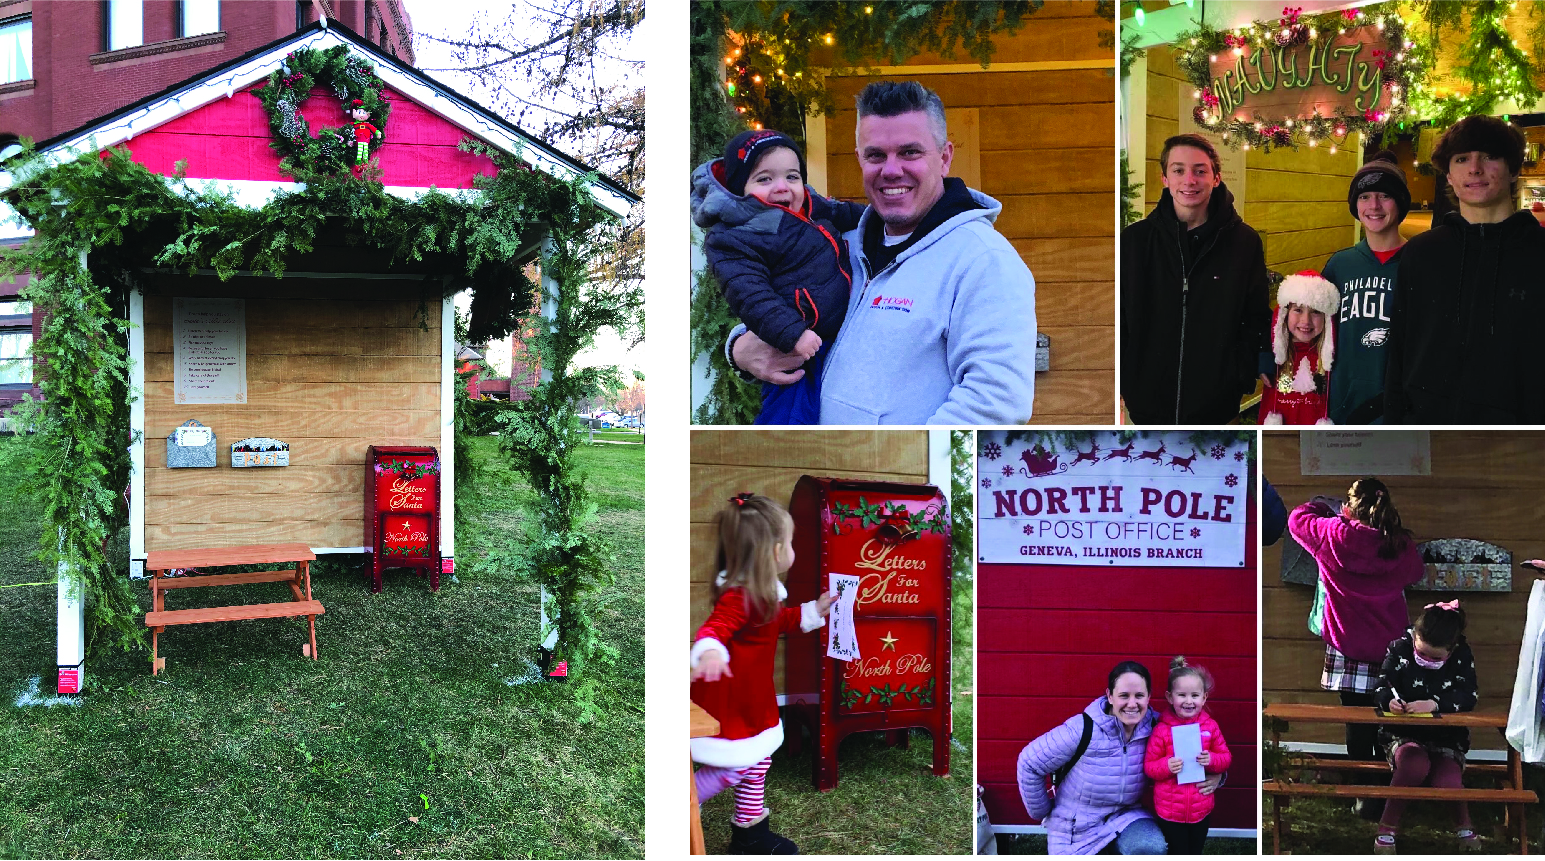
[[1052, 713, 1095, 786]]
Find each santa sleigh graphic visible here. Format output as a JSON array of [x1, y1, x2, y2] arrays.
[[1018, 446, 1067, 477]]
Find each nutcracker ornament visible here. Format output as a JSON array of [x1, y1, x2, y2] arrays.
[[348, 99, 382, 166]]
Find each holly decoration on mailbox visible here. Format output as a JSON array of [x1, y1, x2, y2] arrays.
[[830, 496, 947, 539], [377, 458, 440, 480], [255, 45, 391, 178]]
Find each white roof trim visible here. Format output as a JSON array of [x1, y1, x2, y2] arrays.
[[26, 29, 631, 217], [168, 177, 482, 208]]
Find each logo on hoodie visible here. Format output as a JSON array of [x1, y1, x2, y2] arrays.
[[870, 294, 914, 313]]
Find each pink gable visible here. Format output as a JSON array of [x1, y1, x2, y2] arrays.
[[120, 84, 498, 187]]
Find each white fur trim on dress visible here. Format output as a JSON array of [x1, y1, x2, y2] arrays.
[[713, 570, 789, 601], [691, 637, 729, 669], [1264, 412, 1284, 425], [692, 720, 785, 768], [800, 599, 824, 633]]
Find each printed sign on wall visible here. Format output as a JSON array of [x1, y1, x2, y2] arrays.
[[1301, 430, 1430, 476], [978, 431, 1249, 567], [173, 298, 246, 404]]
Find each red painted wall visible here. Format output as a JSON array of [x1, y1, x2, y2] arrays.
[[977, 487, 1258, 832], [120, 83, 497, 187], [0, 1, 413, 145]]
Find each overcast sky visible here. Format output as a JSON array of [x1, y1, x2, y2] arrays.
[[399, 0, 644, 382]]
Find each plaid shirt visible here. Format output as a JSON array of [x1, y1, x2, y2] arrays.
[[1322, 643, 1380, 693]]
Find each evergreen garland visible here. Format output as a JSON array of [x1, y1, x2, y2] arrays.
[[0, 138, 637, 672], [255, 45, 393, 179], [1119, 149, 1142, 227], [1407, 0, 1543, 130]]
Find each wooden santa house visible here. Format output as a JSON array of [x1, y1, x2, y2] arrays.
[[9, 19, 635, 688]]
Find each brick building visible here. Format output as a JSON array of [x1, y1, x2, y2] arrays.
[[0, 0, 412, 408]]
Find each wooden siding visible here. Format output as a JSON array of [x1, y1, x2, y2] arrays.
[[1144, 46, 1359, 285], [143, 293, 440, 551], [690, 430, 931, 694], [1263, 430, 1541, 748], [978, 482, 1258, 831], [821, 2, 1115, 424]]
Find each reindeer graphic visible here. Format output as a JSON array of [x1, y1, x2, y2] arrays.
[[1069, 441, 1100, 467], [1133, 441, 1167, 465], [1103, 440, 1135, 462], [1167, 448, 1201, 474]]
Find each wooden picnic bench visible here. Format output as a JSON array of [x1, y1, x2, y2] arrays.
[[1262, 702, 1536, 854], [690, 701, 720, 856], [144, 543, 322, 675]]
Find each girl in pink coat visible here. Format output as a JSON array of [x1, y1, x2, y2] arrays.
[[1144, 656, 1232, 854]]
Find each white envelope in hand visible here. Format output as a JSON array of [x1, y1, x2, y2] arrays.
[[1171, 723, 1205, 785]]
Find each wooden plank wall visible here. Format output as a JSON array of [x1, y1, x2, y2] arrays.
[[144, 293, 441, 551], [690, 430, 930, 694], [977, 483, 1258, 830], [1144, 46, 1359, 287], [822, 2, 1114, 424], [1263, 430, 1541, 747]]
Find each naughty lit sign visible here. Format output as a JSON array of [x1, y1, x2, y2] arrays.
[[977, 431, 1248, 567], [1205, 24, 1396, 124]]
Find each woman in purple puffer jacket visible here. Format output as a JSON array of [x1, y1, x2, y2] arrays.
[[1288, 477, 1423, 768], [1017, 661, 1223, 854]]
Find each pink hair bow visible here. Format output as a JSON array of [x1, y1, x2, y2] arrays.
[[1424, 599, 1460, 611]]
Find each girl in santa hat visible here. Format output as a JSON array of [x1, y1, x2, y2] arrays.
[[691, 493, 833, 854], [1263, 270, 1341, 425]]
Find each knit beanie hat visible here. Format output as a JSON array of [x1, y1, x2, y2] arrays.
[[1348, 150, 1410, 222], [1273, 270, 1340, 373], [720, 129, 806, 197]]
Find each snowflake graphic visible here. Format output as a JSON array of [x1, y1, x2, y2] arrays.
[[1023, 523, 1035, 536], [981, 478, 992, 488], [1234, 450, 1246, 462], [1002, 465, 1014, 478], [1190, 527, 1201, 538], [982, 441, 1003, 461], [1210, 444, 1227, 460], [1224, 474, 1239, 487]]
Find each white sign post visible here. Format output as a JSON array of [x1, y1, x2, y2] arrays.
[[977, 431, 1249, 567]]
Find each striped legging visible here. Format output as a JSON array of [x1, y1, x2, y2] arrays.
[[694, 756, 774, 825]]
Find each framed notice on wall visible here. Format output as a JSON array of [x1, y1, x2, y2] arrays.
[[174, 298, 246, 404], [1300, 430, 1430, 476], [977, 431, 1249, 568]]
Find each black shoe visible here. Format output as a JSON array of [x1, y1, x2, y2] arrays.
[[728, 816, 799, 855]]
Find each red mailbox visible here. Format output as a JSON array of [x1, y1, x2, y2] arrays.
[[784, 475, 952, 791], [365, 445, 442, 593]]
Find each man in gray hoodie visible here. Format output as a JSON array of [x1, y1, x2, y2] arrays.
[[728, 81, 1038, 424]]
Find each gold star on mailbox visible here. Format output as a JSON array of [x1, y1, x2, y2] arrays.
[[879, 631, 898, 651]]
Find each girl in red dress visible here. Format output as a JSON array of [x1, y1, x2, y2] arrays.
[[691, 493, 833, 854]]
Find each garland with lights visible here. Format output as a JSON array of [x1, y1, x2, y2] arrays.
[[1173, 4, 1425, 152], [1407, 0, 1542, 130]]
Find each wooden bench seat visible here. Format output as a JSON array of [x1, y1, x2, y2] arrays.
[[1264, 779, 1536, 804], [146, 600, 324, 627], [154, 568, 297, 590], [1290, 755, 1510, 777]]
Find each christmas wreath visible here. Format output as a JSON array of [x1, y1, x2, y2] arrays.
[[255, 44, 392, 177]]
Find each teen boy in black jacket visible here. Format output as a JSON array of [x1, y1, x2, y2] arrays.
[[1121, 134, 1271, 424]]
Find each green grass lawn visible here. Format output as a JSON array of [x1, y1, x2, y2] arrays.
[[0, 436, 643, 858], [698, 596, 974, 854]]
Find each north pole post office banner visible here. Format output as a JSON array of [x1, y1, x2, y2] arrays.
[[978, 431, 1248, 567]]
